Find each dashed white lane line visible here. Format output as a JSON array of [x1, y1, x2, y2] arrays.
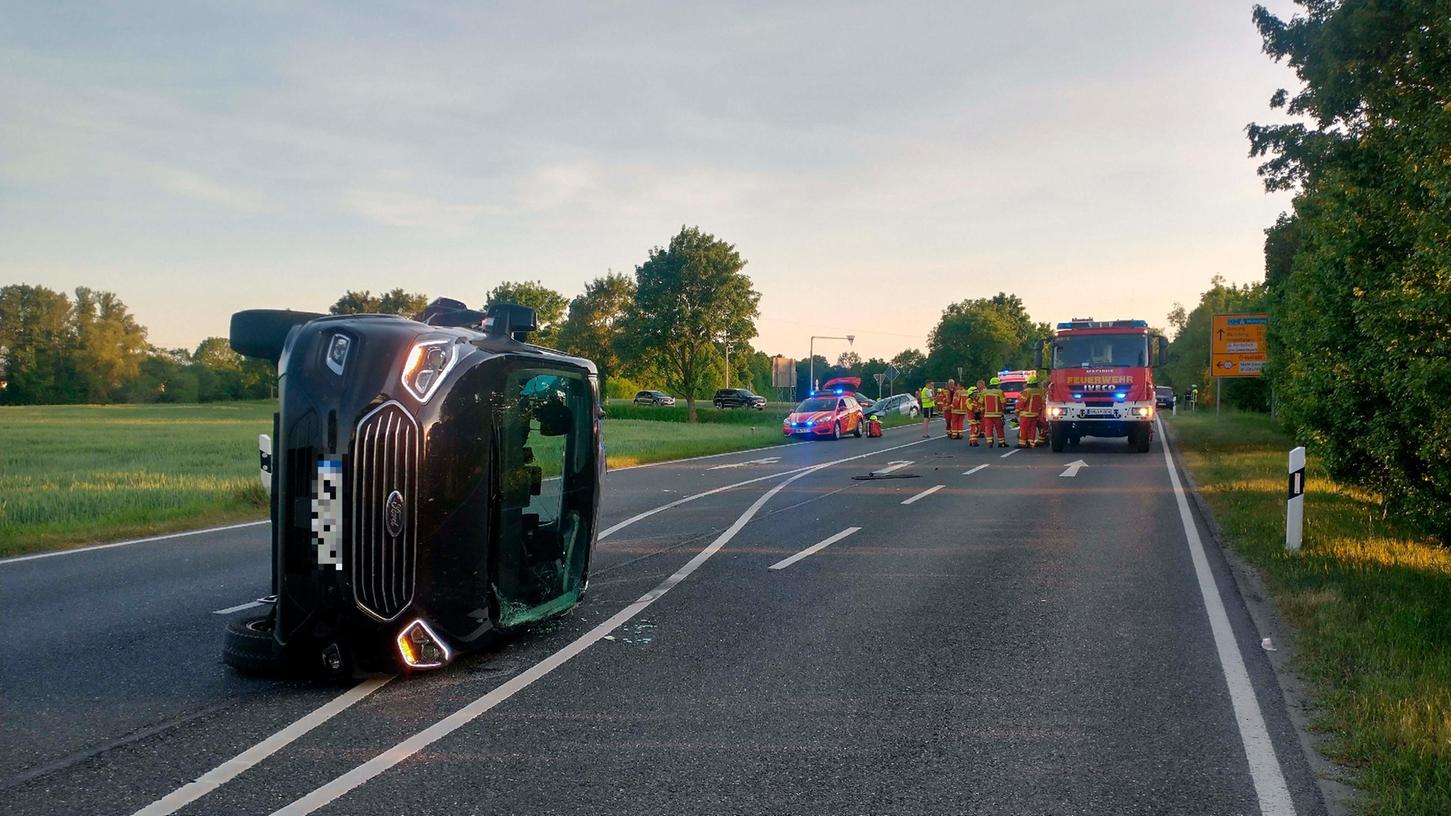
[[212, 600, 265, 615], [963, 464, 990, 476], [901, 484, 945, 505], [130, 676, 392, 816], [0, 521, 269, 566], [268, 449, 871, 816], [1157, 417, 1295, 815], [999, 448, 1019, 458], [598, 435, 935, 540], [871, 460, 914, 476], [769, 527, 861, 571]]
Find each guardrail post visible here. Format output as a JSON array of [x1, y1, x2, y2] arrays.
[[1286, 446, 1305, 551]]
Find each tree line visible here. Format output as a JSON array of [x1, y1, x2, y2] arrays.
[[1160, 1, 1448, 538]]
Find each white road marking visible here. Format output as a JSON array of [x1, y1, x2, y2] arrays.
[[769, 527, 861, 570], [269, 451, 862, 816], [1000, 448, 1019, 458], [707, 456, 782, 471], [0, 521, 269, 567], [212, 600, 265, 615], [1156, 417, 1295, 815], [872, 460, 914, 475], [901, 484, 945, 505], [1059, 459, 1089, 478], [962, 464, 990, 476], [598, 435, 936, 540], [131, 676, 392, 816]]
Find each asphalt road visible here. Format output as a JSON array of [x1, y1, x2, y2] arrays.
[[0, 420, 1327, 815]]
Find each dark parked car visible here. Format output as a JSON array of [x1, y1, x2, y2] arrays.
[[1155, 386, 1177, 410], [712, 388, 767, 410], [224, 299, 603, 677], [632, 389, 676, 406]]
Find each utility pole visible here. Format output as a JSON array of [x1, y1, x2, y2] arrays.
[[808, 334, 854, 393]]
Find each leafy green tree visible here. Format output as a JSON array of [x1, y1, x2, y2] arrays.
[[925, 294, 1033, 383], [557, 272, 635, 393], [70, 287, 147, 403], [377, 288, 428, 317], [0, 284, 74, 404], [1249, 0, 1451, 536], [1161, 276, 1269, 409], [193, 337, 241, 372], [484, 280, 569, 345], [329, 290, 380, 315], [619, 226, 761, 421]]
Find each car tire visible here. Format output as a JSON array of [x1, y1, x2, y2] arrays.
[[222, 613, 288, 675], [832, 422, 841, 440], [909, 406, 919, 418], [853, 418, 863, 437], [228, 309, 325, 362]]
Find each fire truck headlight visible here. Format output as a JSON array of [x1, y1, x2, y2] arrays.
[[1048, 406, 1066, 418], [1135, 406, 1153, 418]]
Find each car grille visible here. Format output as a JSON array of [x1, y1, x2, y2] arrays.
[[351, 401, 419, 621]]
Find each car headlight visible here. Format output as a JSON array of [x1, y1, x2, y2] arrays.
[[401, 339, 458, 402]]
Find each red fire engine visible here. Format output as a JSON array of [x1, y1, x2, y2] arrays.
[[1037, 319, 1166, 453]]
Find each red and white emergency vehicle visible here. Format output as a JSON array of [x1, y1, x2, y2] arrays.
[[996, 369, 1033, 415], [1038, 319, 1166, 453]]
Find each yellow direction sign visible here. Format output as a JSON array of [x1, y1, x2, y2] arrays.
[[1211, 313, 1268, 378]]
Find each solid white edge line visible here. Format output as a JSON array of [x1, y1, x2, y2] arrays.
[[901, 484, 945, 505], [0, 521, 270, 567], [999, 448, 1019, 458], [962, 464, 990, 476], [1156, 417, 1296, 815], [768, 527, 861, 571], [131, 676, 392, 816], [211, 600, 266, 615], [269, 443, 894, 816]]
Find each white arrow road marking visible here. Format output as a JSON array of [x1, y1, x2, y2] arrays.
[[963, 464, 990, 476], [1156, 417, 1295, 814], [871, 460, 914, 476], [1000, 448, 1019, 459], [1059, 459, 1088, 478], [707, 456, 782, 470], [901, 484, 945, 505], [769, 527, 861, 570], [131, 676, 392, 816]]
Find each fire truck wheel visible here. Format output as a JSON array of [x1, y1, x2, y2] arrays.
[[1049, 423, 1067, 452], [222, 614, 288, 675], [1130, 424, 1151, 453]]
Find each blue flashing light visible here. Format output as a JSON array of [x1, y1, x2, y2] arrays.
[[1115, 392, 1126, 400], [835, 388, 844, 395], [1072, 392, 1083, 400]]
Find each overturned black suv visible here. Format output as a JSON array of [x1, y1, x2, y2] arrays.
[[226, 299, 602, 676]]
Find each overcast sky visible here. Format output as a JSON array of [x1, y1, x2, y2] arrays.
[[1, 1, 1298, 362]]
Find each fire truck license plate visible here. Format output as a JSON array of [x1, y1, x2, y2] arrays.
[[1082, 408, 1115, 417]]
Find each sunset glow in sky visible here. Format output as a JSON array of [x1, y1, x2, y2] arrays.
[[2, 1, 1297, 362]]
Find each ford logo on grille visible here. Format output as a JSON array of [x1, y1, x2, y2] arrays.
[[384, 490, 405, 538]]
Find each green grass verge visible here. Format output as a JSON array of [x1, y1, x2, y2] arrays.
[[0, 401, 920, 557], [1166, 411, 1450, 815]]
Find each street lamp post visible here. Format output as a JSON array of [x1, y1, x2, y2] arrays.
[[808, 335, 854, 393]]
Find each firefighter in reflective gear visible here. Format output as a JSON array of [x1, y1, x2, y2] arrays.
[[963, 385, 981, 445], [971, 380, 987, 444], [981, 378, 1008, 447], [1016, 379, 1046, 447], [935, 381, 953, 426], [919, 382, 935, 438], [948, 384, 972, 439]]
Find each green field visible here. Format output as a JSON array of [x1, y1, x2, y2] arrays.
[[1165, 411, 1450, 815], [0, 400, 912, 557]]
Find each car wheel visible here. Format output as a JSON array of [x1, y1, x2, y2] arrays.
[[853, 417, 863, 437], [832, 421, 841, 440], [222, 613, 288, 675], [909, 406, 919, 418]]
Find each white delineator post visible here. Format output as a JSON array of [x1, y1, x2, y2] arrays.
[[1286, 446, 1306, 551]]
